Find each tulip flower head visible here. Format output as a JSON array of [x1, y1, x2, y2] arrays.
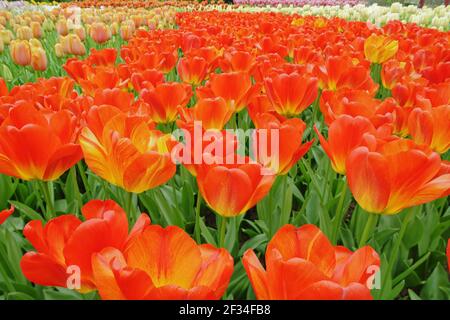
[[243, 224, 380, 300]]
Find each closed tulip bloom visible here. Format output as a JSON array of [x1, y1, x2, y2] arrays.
[[0, 37, 3, 53], [30, 21, 42, 38], [10, 40, 31, 66], [140, 82, 192, 124], [177, 97, 233, 130], [120, 23, 135, 41], [92, 225, 234, 300], [54, 43, 64, 58], [20, 200, 150, 290], [0, 103, 82, 181], [243, 224, 380, 300], [73, 26, 86, 41], [79, 105, 176, 193], [347, 138, 450, 214], [197, 71, 257, 112], [407, 106, 450, 154], [196, 158, 275, 217], [364, 34, 399, 64], [315, 115, 378, 175], [31, 46, 47, 71], [17, 26, 32, 40], [0, 29, 13, 45], [90, 22, 111, 44], [61, 34, 86, 56], [177, 56, 208, 86], [56, 19, 69, 36], [0, 206, 14, 225], [264, 72, 318, 117], [252, 114, 313, 175]]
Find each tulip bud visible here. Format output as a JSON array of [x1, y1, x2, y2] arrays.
[[55, 43, 64, 58], [10, 40, 32, 66], [31, 46, 47, 71], [56, 19, 69, 36], [90, 22, 111, 44], [120, 23, 135, 41], [61, 34, 86, 56], [0, 29, 12, 45], [29, 38, 42, 49], [0, 38, 3, 53], [17, 26, 33, 40], [73, 26, 86, 41], [30, 21, 42, 38], [110, 22, 119, 36]]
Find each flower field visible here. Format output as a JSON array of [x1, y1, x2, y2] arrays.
[[0, 1, 449, 301]]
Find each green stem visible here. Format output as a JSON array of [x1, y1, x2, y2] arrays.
[[77, 161, 91, 198], [38, 180, 54, 220], [331, 179, 348, 244], [381, 208, 415, 298], [194, 193, 202, 243], [125, 191, 135, 221], [218, 216, 227, 248], [358, 210, 378, 247]]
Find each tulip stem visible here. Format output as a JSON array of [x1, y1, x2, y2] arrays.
[[194, 193, 202, 243], [358, 211, 378, 247], [77, 161, 91, 199], [218, 216, 227, 248], [38, 180, 54, 220], [380, 208, 415, 299], [330, 179, 348, 244]]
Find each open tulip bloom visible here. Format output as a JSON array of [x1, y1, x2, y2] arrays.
[[0, 3, 448, 303]]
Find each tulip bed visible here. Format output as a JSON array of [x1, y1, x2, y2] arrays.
[[0, 2, 449, 301]]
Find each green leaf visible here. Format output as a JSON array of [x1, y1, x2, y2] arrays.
[[9, 201, 44, 222], [420, 263, 450, 300]]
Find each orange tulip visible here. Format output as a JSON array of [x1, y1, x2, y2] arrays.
[[347, 138, 450, 214], [248, 94, 286, 124], [0, 206, 14, 225], [243, 224, 380, 300], [0, 103, 82, 181], [31, 46, 47, 71], [319, 88, 395, 127], [177, 56, 208, 86], [10, 40, 32, 66], [196, 158, 275, 217], [364, 34, 398, 64], [314, 56, 378, 95], [177, 97, 234, 130], [315, 115, 379, 175], [20, 199, 150, 290], [197, 71, 257, 112], [129, 69, 165, 92], [140, 82, 192, 124], [92, 225, 234, 300], [120, 24, 135, 41], [219, 50, 256, 73], [61, 34, 86, 56], [56, 19, 69, 36], [90, 22, 111, 44], [264, 72, 318, 117], [252, 113, 313, 175], [30, 21, 42, 38], [79, 105, 176, 193], [407, 105, 450, 154]]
